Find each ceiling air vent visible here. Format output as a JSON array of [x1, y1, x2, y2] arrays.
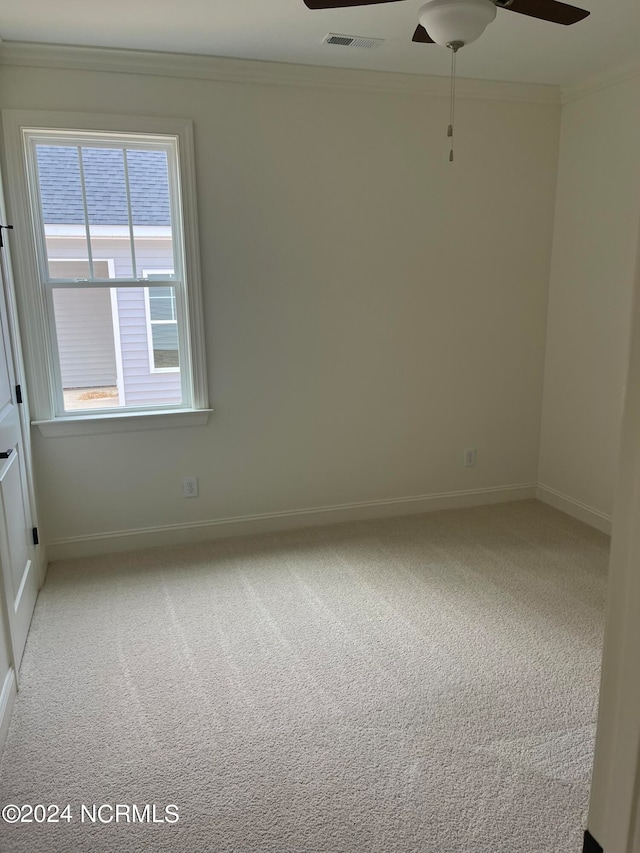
[[323, 33, 384, 49]]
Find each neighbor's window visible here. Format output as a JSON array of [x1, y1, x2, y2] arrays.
[[7, 115, 207, 427], [143, 272, 179, 374]]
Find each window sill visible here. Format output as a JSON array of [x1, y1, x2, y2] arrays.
[[33, 408, 213, 438]]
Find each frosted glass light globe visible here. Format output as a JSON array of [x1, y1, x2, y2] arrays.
[[418, 0, 497, 47]]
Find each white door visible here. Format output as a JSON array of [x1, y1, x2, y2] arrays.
[[0, 233, 38, 669]]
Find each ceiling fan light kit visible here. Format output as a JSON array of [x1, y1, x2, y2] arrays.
[[418, 0, 497, 47]]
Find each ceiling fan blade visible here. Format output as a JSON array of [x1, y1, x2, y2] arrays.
[[412, 24, 435, 43], [304, 0, 402, 8], [499, 0, 589, 25]]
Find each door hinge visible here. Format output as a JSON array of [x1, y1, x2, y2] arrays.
[[16, 385, 23, 405], [32, 527, 39, 546], [0, 224, 13, 249]]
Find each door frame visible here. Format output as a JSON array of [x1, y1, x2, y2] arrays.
[[585, 215, 640, 851], [0, 164, 45, 593]]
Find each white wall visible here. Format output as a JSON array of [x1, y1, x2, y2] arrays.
[[538, 75, 640, 523], [0, 53, 561, 553]]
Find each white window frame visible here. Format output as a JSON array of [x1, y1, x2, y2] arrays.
[[1, 110, 210, 436], [142, 270, 180, 375]]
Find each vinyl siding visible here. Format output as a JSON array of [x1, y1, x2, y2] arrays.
[[116, 287, 182, 406], [53, 287, 117, 388], [45, 235, 175, 279]]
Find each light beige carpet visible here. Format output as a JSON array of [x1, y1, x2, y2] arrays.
[[0, 500, 608, 852]]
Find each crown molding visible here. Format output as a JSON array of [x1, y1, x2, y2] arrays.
[[561, 57, 640, 104], [0, 41, 560, 104]]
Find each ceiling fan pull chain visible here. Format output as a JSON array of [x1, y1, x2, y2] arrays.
[[447, 42, 459, 162]]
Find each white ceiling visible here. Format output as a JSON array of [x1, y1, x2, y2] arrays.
[[1, 0, 639, 87]]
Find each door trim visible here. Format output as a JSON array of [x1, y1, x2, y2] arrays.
[[0, 154, 45, 588], [0, 667, 17, 754]]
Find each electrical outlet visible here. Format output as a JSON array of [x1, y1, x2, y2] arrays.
[[463, 447, 476, 467], [183, 476, 198, 498]]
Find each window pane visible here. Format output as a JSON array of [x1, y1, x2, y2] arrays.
[[150, 299, 174, 321], [52, 287, 119, 411], [127, 149, 176, 278], [52, 287, 182, 412], [34, 144, 177, 282], [48, 259, 111, 280], [82, 147, 133, 277], [35, 145, 91, 280], [149, 285, 174, 298], [151, 323, 180, 369], [149, 287, 176, 321]]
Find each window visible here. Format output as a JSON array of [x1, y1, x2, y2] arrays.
[[2, 112, 209, 435], [143, 278, 180, 373]]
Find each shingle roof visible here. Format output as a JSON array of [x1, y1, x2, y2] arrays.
[[36, 145, 172, 226]]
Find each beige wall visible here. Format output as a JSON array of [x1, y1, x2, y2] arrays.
[[538, 75, 640, 521], [0, 58, 560, 549]]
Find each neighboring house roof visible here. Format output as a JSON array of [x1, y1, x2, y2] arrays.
[[36, 145, 171, 226]]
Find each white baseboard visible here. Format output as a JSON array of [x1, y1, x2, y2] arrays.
[[0, 668, 17, 758], [47, 483, 537, 560], [536, 484, 612, 535]]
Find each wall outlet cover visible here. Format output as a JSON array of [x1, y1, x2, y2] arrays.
[[183, 476, 198, 498]]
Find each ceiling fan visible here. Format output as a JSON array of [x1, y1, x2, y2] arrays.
[[303, 0, 590, 51], [304, 0, 590, 159]]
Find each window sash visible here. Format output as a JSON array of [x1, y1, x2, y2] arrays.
[[25, 134, 182, 286], [44, 284, 189, 416]]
